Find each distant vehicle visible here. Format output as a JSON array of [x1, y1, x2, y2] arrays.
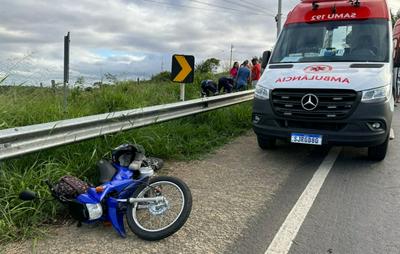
[[253, 0, 395, 160]]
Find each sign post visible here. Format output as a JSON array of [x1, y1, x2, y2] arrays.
[[171, 54, 195, 101], [180, 83, 185, 101]]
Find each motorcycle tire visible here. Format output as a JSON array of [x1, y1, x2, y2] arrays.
[[126, 176, 192, 241]]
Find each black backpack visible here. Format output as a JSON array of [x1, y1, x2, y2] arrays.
[[52, 175, 90, 200]]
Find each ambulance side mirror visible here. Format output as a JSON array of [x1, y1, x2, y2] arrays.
[[262, 50, 271, 69]]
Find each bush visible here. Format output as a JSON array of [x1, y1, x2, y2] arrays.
[[151, 71, 172, 82]]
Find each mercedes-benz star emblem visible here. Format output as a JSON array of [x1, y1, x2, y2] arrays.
[[301, 94, 319, 111]]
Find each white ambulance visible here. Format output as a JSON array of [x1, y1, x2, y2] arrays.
[[253, 0, 395, 160]]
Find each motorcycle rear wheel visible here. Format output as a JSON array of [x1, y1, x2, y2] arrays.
[[127, 176, 192, 241]]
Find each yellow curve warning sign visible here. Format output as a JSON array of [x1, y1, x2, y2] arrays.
[[171, 55, 195, 83]]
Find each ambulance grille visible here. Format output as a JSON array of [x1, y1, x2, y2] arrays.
[[271, 89, 359, 120]]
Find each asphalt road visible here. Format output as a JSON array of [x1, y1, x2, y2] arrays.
[[3, 107, 400, 254]]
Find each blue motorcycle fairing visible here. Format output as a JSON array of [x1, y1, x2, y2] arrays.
[[118, 179, 147, 199], [77, 176, 148, 204], [73, 163, 153, 237], [76, 193, 98, 204], [107, 197, 126, 237], [77, 180, 133, 202]]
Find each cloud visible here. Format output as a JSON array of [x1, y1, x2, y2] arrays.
[[0, 0, 399, 85]]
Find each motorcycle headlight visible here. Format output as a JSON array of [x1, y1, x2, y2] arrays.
[[255, 86, 270, 100], [86, 203, 103, 220], [361, 85, 391, 103]]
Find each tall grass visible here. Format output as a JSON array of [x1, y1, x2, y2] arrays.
[[0, 80, 201, 129], [0, 75, 253, 244]]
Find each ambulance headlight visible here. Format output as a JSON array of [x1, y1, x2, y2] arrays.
[[255, 86, 270, 100], [361, 85, 391, 103]]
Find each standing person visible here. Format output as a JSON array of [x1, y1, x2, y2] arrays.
[[251, 58, 262, 88], [230, 62, 239, 78], [236, 60, 251, 91]]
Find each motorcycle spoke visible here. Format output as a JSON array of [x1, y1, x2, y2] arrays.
[[132, 181, 185, 232]]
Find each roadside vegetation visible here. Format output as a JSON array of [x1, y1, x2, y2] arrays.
[[0, 61, 253, 244]]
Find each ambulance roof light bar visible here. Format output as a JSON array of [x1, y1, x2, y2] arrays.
[[312, 1, 319, 10], [310, 0, 360, 10], [349, 0, 361, 7]]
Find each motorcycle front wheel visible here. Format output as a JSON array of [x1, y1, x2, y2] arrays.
[[126, 176, 192, 241]]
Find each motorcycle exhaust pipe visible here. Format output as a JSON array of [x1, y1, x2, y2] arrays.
[[117, 197, 165, 204]]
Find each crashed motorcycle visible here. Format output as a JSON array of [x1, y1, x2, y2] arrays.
[[19, 144, 192, 241]]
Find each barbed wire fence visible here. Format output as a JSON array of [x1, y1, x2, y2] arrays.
[[0, 52, 63, 87], [0, 54, 153, 88]]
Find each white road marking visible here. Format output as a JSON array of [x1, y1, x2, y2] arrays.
[[265, 147, 342, 254]]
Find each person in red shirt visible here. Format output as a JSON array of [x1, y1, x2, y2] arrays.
[[230, 62, 239, 78], [251, 58, 261, 88]]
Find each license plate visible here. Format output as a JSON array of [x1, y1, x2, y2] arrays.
[[291, 133, 322, 145]]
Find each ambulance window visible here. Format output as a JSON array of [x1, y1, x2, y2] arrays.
[[330, 26, 352, 53], [270, 19, 389, 63]]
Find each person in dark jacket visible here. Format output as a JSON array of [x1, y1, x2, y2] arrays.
[[218, 77, 234, 93], [201, 80, 218, 97]]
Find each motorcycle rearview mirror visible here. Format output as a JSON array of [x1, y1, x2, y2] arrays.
[[261, 50, 271, 69], [19, 190, 37, 201]]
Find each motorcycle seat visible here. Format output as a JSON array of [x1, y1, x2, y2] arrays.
[[97, 159, 117, 184]]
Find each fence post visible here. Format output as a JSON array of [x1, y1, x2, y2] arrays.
[[63, 32, 70, 113]]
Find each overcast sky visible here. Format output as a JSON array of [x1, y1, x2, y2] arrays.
[[1, 0, 400, 86]]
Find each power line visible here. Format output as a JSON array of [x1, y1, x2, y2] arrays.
[[240, 0, 269, 10], [188, 0, 275, 17], [136, 0, 273, 16], [218, 0, 275, 16]]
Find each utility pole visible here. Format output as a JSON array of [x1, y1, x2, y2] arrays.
[[276, 0, 282, 38], [229, 44, 234, 68], [63, 32, 70, 113]]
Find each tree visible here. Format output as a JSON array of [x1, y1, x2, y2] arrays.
[[196, 58, 220, 73], [151, 71, 171, 82]]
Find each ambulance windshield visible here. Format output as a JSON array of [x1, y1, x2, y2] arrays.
[[270, 19, 389, 63]]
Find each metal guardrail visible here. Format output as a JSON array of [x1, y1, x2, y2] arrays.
[[0, 90, 254, 160]]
